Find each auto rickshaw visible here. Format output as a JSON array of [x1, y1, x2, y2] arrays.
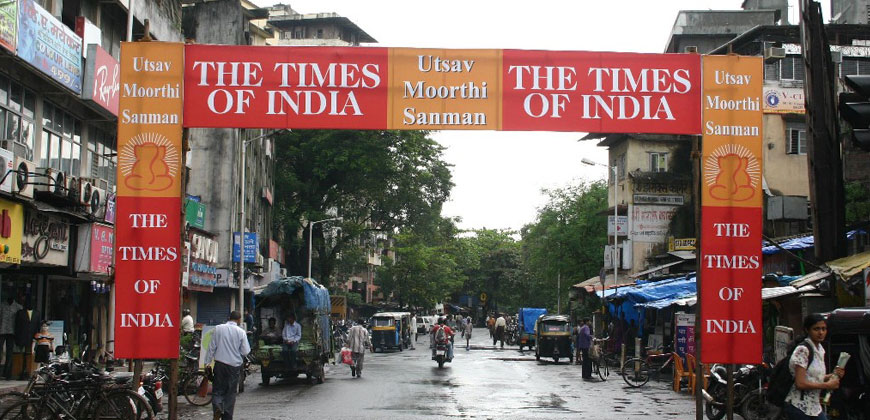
[[535, 314, 573, 363], [518, 308, 547, 351], [823, 308, 870, 419], [370, 312, 410, 352], [252, 276, 334, 385]]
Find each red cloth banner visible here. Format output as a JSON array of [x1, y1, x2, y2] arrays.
[[699, 55, 763, 364], [182, 45, 702, 134]]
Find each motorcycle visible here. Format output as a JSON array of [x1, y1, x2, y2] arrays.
[[703, 363, 763, 420], [433, 338, 452, 368], [738, 360, 781, 420]]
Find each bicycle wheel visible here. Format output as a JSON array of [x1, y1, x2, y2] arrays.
[[597, 359, 610, 381], [621, 358, 651, 387], [0, 392, 27, 414], [96, 390, 155, 420], [183, 371, 212, 406], [1, 399, 60, 420]]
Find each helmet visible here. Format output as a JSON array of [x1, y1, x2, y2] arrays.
[[182, 309, 191, 316]]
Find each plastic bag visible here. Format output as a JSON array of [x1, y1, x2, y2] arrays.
[[341, 347, 353, 365]]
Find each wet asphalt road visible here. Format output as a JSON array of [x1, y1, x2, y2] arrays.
[[177, 333, 697, 419]]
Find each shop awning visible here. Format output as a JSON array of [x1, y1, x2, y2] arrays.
[[790, 270, 832, 288], [636, 294, 696, 309], [667, 250, 696, 260], [574, 273, 635, 292], [827, 250, 870, 280], [630, 261, 684, 279], [761, 285, 817, 300]]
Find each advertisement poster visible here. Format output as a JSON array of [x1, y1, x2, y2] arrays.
[[82, 44, 120, 115], [0, 0, 16, 53], [114, 42, 184, 359], [675, 313, 695, 358], [699, 55, 763, 364], [183, 45, 702, 134], [17, 0, 82, 93]]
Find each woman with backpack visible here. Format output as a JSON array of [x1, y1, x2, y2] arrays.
[[784, 313, 845, 420]]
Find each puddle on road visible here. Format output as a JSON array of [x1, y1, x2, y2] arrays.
[[411, 378, 461, 388]]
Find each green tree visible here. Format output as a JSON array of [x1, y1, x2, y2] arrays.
[[273, 130, 453, 286], [521, 181, 609, 315], [375, 217, 465, 308], [845, 181, 870, 226], [458, 229, 522, 313]]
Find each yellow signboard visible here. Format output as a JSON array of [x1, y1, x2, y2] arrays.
[[0, 199, 24, 264]]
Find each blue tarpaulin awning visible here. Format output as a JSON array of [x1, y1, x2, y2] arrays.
[[762, 230, 866, 255]]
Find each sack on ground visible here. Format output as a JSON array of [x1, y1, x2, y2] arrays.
[[340, 347, 353, 365], [766, 340, 813, 407]]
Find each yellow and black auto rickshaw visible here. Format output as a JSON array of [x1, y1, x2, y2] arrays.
[[535, 315, 573, 364], [370, 312, 411, 352]]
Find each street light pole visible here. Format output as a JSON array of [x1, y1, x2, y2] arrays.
[[237, 129, 284, 327], [307, 217, 342, 280], [581, 158, 620, 295]]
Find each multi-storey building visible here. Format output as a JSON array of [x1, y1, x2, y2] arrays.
[[0, 0, 181, 369]]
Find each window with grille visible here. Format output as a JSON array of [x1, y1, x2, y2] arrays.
[[780, 56, 805, 82], [786, 124, 807, 155], [649, 152, 667, 172], [840, 58, 870, 77], [88, 126, 116, 190], [0, 73, 35, 160], [39, 101, 81, 174]]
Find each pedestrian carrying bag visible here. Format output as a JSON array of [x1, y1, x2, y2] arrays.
[[767, 339, 814, 407], [589, 343, 601, 360], [340, 347, 353, 365]]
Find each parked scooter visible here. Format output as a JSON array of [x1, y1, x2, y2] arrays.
[[703, 363, 764, 420]]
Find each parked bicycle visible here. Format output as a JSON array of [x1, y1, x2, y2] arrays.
[[590, 337, 611, 381], [621, 345, 675, 387]]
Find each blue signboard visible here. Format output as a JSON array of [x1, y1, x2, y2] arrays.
[[232, 232, 257, 263], [17, 0, 82, 93]]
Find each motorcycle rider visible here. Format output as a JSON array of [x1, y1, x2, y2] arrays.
[[430, 317, 455, 362]]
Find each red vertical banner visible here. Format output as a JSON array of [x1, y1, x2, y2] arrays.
[[700, 55, 763, 364], [114, 42, 185, 359]]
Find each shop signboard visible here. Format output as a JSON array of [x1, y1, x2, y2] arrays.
[[104, 193, 116, 223], [184, 198, 205, 229], [0, 0, 16, 53], [21, 210, 69, 266], [607, 215, 628, 236], [74, 223, 113, 273], [82, 44, 120, 116], [763, 85, 804, 114], [189, 231, 217, 288], [73, 17, 100, 59], [699, 55, 763, 364], [633, 194, 685, 205], [114, 42, 184, 359], [668, 237, 696, 252], [864, 267, 870, 308], [675, 313, 695, 357], [0, 198, 23, 264], [232, 232, 257, 263], [17, 0, 82, 94], [183, 45, 702, 134], [630, 205, 678, 243]]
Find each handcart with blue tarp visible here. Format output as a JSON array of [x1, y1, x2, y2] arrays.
[[518, 308, 548, 351], [253, 276, 334, 385]]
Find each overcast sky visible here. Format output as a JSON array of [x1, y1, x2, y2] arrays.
[[257, 0, 818, 231]]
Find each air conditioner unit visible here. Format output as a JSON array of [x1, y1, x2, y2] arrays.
[[12, 157, 34, 199], [66, 176, 79, 201], [0, 140, 28, 158], [34, 167, 57, 193], [684, 46, 698, 53], [90, 186, 105, 217], [764, 47, 786, 60], [78, 178, 93, 205], [0, 148, 13, 194]]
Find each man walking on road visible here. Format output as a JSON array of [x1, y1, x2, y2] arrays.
[[204, 311, 250, 420], [347, 323, 372, 377], [494, 314, 506, 348]]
